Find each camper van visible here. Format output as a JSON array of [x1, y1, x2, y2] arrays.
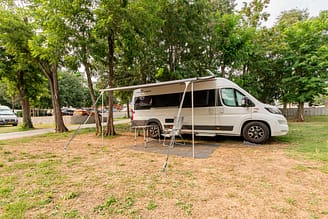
[[131, 77, 288, 144]]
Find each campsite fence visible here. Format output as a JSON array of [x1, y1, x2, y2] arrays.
[[282, 107, 328, 117]]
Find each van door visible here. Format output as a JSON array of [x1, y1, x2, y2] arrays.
[[182, 89, 216, 133], [216, 88, 252, 135]]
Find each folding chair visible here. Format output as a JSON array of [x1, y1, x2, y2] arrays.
[[161, 116, 185, 146]]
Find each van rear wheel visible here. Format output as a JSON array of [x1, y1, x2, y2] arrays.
[[148, 122, 161, 138], [242, 121, 269, 144]]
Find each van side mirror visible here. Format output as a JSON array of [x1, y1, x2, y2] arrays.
[[241, 96, 252, 107]]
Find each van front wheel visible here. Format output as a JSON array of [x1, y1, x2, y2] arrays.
[[148, 122, 161, 139], [242, 122, 270, 144]]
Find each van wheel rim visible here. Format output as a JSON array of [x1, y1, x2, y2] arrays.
[[247, 126, 264, 140], [149, 125, 159, 138]]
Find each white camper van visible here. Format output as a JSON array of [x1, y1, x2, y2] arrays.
[[131, 77, 288, 144]]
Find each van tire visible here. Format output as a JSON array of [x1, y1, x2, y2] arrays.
[[147, 122, 161, 138], [242, 121, 270, 144]]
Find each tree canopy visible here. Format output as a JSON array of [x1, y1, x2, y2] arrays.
[[0, 0, 327, 125]]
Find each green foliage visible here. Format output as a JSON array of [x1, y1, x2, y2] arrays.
[[214, 12, 255, 77], [0, 7, 45, 106], [280, 15, 328, 104], [0, 82, 13, 106], [239, 0, 270, 27], [58, 72, 88, 108], [239, 9, 328, 110], [1, 0, 327, 124]]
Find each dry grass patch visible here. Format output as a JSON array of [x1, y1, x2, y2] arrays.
[[0, 131, 327, 218]]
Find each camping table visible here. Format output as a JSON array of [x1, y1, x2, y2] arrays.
[[132, 125, 152, 147]]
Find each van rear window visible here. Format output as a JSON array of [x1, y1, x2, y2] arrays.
[[134, 96, 152, 110], [152, 93, 180, 107]]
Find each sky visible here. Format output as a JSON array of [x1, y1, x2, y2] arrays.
[[235, 0, 328, 27]]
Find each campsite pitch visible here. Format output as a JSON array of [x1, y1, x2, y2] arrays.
[[0, 131, 327, 218], [131, 139, 220, 159]]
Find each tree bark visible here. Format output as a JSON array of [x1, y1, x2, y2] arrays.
[[39, 62, 68, 132], [296, 101, 305, 122], [17, 71, 33, 128], [282, 102, 287, 118], [84, 61, 102, 135], [105, 31, 116, 136]]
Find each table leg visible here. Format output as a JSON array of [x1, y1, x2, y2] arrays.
[[134, 128, 137, 146], [143, 127, 146, 147]]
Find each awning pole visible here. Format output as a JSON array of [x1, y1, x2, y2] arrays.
[[101, 91, 104, 147], [191, 82, 194, 159], [163, 81, 191, 172]]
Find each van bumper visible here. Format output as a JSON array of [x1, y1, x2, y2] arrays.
[[271, 118, 288, 136]]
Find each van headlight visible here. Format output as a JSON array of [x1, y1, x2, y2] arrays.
[[265, 107, 282, 115], [278, 119, 287, 125]]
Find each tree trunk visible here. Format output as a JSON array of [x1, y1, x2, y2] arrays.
[[40, 62, 68, 132], [282, 102, 287, 118], [17, 71, 33, 128], [17, 72, 33, 128], [105, 31, 116, 136], [84, 61, 102, 135], [18, 89, 33, 128], [296, 101, 305, 122], [169, 45, 174, 74]]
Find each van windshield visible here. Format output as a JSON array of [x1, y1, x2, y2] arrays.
[[0, 109, 15, 115]]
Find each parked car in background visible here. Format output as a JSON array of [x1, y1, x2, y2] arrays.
[[0, 105, 18, 126], [61, 108, 75, 116], [73, 108, 91, 116]]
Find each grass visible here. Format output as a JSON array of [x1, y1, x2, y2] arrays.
[[0, 159, 64, 218], [0, 116, 327, 218], [277, 116, 328, 165], [0, 122, 131, 147], [0, 117, 128, 134]]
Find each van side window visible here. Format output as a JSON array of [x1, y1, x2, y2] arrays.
[[134, 96, 152, 110], [182, 89, 215, 107], [152, 93, 180, 107], [221, 88, 245, 107]]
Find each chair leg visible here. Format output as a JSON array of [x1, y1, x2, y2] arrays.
[[176, 135, 185, 145], [163, 135, 176, 147]]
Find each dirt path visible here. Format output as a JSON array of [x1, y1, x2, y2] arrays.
[[1, 133, 327, 218]]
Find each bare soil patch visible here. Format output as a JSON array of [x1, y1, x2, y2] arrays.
[[1, 132, 328, 218]]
